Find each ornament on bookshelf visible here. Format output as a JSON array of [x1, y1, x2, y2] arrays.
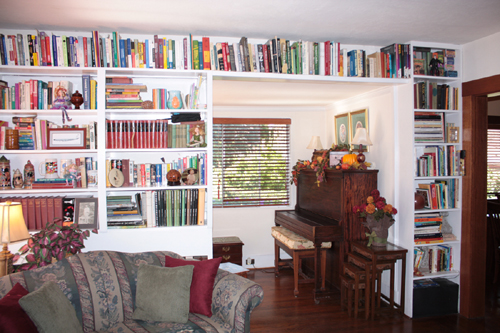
[[64, 163, 80, 186], [5, 129, 19, 150], [429, 52, 442, 76], [181, 168, 198, 186], [141, 100, 154, 109], [108, 168, 124, 187], [167, 90, 183, 109], [0, 156, 12, 190], [51, 86, 73, 124], [12, 169, 23, 189], [167, 169, 181, 186], [23, 160, 35, 189], [188, 123, 207, 148], [70, 91, 84, 109]]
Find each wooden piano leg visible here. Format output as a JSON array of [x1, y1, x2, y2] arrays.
[[321, 248, 326, 291], [274, 239, 280, 277], [313, 243, 322, 304]]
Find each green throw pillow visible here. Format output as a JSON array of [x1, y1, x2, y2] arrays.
[[132, 264, 194, 323], [19, 281, 83, 333]]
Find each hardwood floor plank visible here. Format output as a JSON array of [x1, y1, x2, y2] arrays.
[[247, 268, 500, 332]]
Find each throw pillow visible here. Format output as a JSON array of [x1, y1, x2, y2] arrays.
[[164, 255, 222, 317], [132, 264, 194, 323], [0, 283, 38, 333], [19, 281, 83, 333]]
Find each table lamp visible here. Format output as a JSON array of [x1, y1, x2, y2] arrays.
[[351, 128, 372, 163], [0, 202, 31, 277], [306, 136, 323, 150]]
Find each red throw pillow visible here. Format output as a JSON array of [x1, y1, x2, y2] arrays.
[[0, 283, 38, 333], [165, 256, 222, 317]]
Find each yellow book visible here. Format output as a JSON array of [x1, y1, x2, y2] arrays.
[[139, 42, 144, 68], [197, 188, 205, 225], [90, 79, 97, 109], [163, 38, 168, 69]]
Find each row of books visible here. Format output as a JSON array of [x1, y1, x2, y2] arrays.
[[414, 145, 463, 177], [413, 82, 459, 110], [0, 196, 83, 230], [414, 213, 443, 244], [0, 31, 413, 78], [413, 47, 457, 77], [105, 154, 207, 188], [416, 179, 460, 210], [0, 117, 97, 150], [106, 189, 205, 228], [414, 112, 445, 143], [105, 119, 206, 149], [414, 244, 454, 274]]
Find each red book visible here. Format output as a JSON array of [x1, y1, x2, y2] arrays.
[[224, 42, 231, 71], [53, 196, 64, 226], [45, 35, 52, 66], [83, 37, 88, 67], [21, 197, 29, 230], [27, 197, 36, 230], [140, 164, 146, 187], [164, 119, 169, 148], [34, 198, 42, 229], [183, 37, 188, 70], [202, 37, 210, 70], [40, 35, 47, 66], [158, 38, 164, 69], [221, 43, 229, 71], [324, 41, 331, 75], [262, 44, 269, 73], [10, 36, 18, 65], [40, 197, 48, 228], [117, 120, 123, 149], [47, 197, 55, 224], [155, 119, 160, 149]]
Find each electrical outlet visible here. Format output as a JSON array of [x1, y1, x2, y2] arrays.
[[246, 258, 255, 265]]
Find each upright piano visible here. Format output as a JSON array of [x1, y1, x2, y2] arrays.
[[275, 169, 378, 299]]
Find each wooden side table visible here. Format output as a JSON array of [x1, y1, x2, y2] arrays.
[[351, 241, 407, 319], [213, 236, 244, 265]]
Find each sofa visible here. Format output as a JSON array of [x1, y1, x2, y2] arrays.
[[0, 250, 264, 333]]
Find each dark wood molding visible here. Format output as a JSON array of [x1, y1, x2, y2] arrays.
[[488, 116, 500, 129], [462, 74, 500, 97], [460, 95, 488, 318]]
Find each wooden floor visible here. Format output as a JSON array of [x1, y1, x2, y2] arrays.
[[247, 268, 500, 333]]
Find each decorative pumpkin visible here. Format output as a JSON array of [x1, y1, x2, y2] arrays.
[[342, 153, 357, 165]]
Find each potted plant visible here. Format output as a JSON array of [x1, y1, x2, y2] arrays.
[[14, 220, 97, 271]]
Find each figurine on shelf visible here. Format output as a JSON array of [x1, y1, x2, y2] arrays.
[[51, 86, 73, 123], [429, 52, 442, 76], [13, 169, 23, 189], [188, 124, 207, 148], [23, 160, 35, 189], [64, 163, 80, 186]]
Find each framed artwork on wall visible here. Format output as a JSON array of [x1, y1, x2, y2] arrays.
[[74, 198, 98, 229], [349, 109, 369, 152], [334, 113, 350, 146]]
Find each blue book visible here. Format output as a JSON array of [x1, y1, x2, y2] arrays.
[[51, 34, 58, 66], [101, 38, 107, 68], [119, 39, 126, 68], [0, 34, 7, 65], [127, 38, 132, 68], [156, 164, 162, 185], [145, 39, 149, 68], [198, 40, 203, 70], [82, 75, 90, 109]]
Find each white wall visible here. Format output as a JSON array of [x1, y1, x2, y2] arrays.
[[463, 31, 500, 82], [213, 106, 329, 268]]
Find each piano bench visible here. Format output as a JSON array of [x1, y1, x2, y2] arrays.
[[271, 226, 331, 297]]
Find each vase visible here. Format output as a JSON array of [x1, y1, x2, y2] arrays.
[[167, 90, 183, 109], [71, 90, 84, 109], [364, 214, 395, 247]]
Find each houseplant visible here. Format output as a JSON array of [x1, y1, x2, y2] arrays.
[[352, 189, 398, 246], [13, 220, 97, 271]]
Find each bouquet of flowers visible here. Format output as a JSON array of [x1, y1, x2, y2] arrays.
[[352, 189, 397, 221]]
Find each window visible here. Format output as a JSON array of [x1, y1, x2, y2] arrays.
[[488, 128, 500, 196], [213, 118, 291, 208]]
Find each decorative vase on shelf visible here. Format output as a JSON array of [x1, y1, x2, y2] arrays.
[[70, 91, 84, 109], [167, 90, 183, 109], [363, 215, 395, 247]]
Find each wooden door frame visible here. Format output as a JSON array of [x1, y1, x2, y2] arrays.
[[461, 74, 500, 318]]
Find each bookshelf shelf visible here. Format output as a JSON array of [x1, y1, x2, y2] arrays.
[[413, 270, 460, 280], [106, 185, 208, 192], [0, 149, 98, 154], [414, 240, 460, 248], [5, 188, 98, 194]]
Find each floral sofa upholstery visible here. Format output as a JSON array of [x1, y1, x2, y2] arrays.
[[0, 250, 264, 333]]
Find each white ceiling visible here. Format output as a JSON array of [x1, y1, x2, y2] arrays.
[[2, 0, 500, 107]]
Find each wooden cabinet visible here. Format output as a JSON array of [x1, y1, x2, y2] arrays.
[[213, 236, 244, 265]]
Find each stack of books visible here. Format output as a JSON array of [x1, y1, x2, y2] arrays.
[[414, 112, 445, 143], [414, 213, 443, 245], [105, 77, 147, 109], [107, 195, 144, 228]]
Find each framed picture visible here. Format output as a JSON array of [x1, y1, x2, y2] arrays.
[[416, 189, 430, 209], [74, 198, 98, 229], [329, 151, 348, 167], [349, 109, 369, 152], [334, 113, 350, 146], [181, 168, 199, 185], [47, 128, 87, 149]]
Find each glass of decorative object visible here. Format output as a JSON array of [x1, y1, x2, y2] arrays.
[[12, 169, 23, 189], [0, 156, 12, 189], [5, 129, 19, 150], [167, 91, 183, 109], [23, 160, 35, 189]]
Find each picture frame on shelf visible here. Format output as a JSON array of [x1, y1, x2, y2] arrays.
[[416, 188, 431, 209], [47, 128, 87, 149], [181, 168, 199, 185], [334, 113, 350, 146], [74, 198, 98, 229], [329, 151, 348, 167], [349, 109, 369, 152]]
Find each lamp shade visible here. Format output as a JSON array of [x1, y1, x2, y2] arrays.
[[0, 202, 30, 244], [306, 136, 323, 150], [351, 128, 373, 146]]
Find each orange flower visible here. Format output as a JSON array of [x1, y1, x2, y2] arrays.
[[383, 204, 393, 213], [366, 196, 374, 204], [365, 204, 376, 214]]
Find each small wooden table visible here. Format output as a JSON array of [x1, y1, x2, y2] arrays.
[[351, 241, 407, 319], [213, 236, 244, 265]]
